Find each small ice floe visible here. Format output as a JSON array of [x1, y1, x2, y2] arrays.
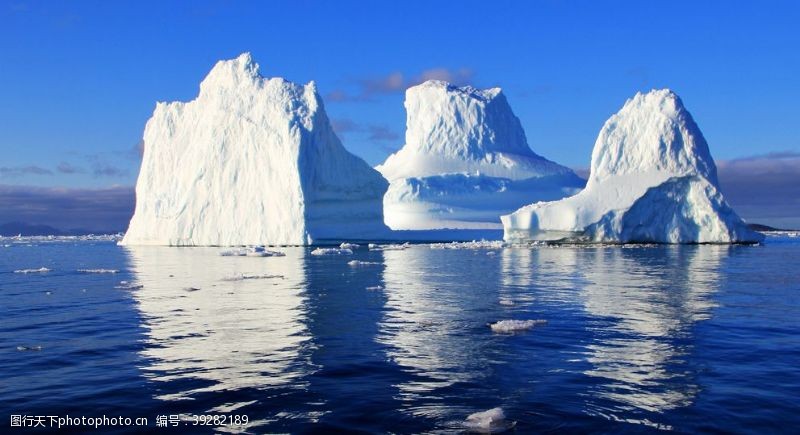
[[115, 281, 143, 290], [311, 247, 353, 256], [340, 242, 360, 250], [14, 267, 51, 274], [486, 251, 497, 256], [368, 242, 411, 251], [221, 274, 284, 282], [464, 407, 514, 433], [366, 285, 383, 291], [220, 246, 285, 257], [489, 319, 547, 334], [499, 299, 514, 306], [45, 291, 52, 295], [77, 269, 119, 274], [16, 345, 43, 352], [348, 260, 380, 266], [430, 240, 504, 250]]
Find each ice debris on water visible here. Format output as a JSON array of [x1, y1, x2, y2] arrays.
[[16, 345, 43, 352], [366, 286, 383, 291], [340, 242, 360, 249], [348, 260, 380, 266], [0, 234, 122, 244], [429, 240, 504, 250], [13, 267, 51, 274], [499, 299, 514, 306], [464, 407, 514, 433], [311, 247, 353, 256], [219, 246, 286, 257], [368, 242, 411, 251], [489, 319, 547, 333], [78, 269, 119, 274], [115, 281, 143, 290], [221, 274, 285, 282]]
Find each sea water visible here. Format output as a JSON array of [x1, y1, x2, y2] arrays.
[[1, 235, 798, 433]]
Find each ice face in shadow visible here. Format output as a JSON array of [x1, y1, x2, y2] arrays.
[[122, 53, 388, 246], [124, 246, 313, 402], [377, 81, 584, 230], [502, 89, 762, 243], [578, 246, 724, 424]]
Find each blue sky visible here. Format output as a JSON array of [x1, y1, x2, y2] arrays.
[[1, 0, 799, 229]]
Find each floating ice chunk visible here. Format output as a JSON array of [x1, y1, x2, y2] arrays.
[[78, 269, 120, 274], [220, 247, 285, 257], [377, 80, 582, 230], [348, 260, 380, 266], [14, 267, 50, 274], [489, 319, 547, 333], [310, 247, 353, 256], [221, 274, 284, 281], [486, 251, 497, 256], [369, 242, 411, 251], [16, 345, 43, 352], [464, 407, 513, 433], [120, 53, 389, 246], [502, 89, 762, 244], [340, 242, 360, 250], [115, 281, 143, 290], [429, 240, 504, 250], [499, 299, 514, 306], [366, 286, 383, 291]]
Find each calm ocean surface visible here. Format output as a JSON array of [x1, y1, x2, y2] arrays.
[[1, 236, 799, 433]]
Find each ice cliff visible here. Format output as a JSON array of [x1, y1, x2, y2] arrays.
[[121, 53, 388, 246], [376, 81, 584, 230], [502, 89, 763, 243]]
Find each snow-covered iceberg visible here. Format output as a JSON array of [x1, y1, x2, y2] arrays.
[[376, 81, 584, 230], [502, 89, 763, 244], [121, 53, 388, 246]]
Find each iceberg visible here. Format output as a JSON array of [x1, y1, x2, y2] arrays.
[[121, 53, 389, 246], [376, 80, 584, 230], [502, 89, 763, 244]]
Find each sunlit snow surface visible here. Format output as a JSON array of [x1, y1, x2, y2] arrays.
[[503, 89, 762, 243], [1, 237, 799, 433], [377, 80, 584, 230]]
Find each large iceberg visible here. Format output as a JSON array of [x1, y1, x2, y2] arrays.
[[502, 89, 763, 244], [121, 53, 388, 246], [376, 81, 584, 230]]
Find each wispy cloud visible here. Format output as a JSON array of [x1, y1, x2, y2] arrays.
[[56, 161, 85, 174], [0, 184, 134, 232], [0, 165, 53, 177], [366, 125, 400, 142], [327, 67, 475, 102], [331, 117, 401, 145]]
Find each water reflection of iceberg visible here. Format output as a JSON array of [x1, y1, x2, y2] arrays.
[[378, 248, 498, 411], [579, 246, 725, 422], [124, 246, 312, 401]]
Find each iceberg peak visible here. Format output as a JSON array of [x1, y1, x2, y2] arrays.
[[589, 88, 718, 186], [377, 80, 584, 230], [377, 80, 572, 181], [502, 89, 761, 244], [198, 52, 264, 96], [122, 53, 388, 246]]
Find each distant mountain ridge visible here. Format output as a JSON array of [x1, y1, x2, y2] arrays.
[[0, 221, 116, 236]]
